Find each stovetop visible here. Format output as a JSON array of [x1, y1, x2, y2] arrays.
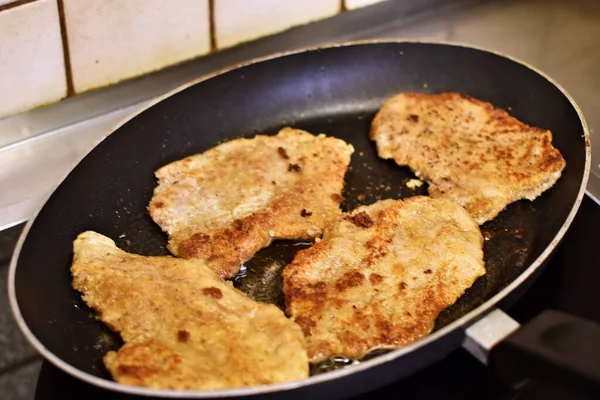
[[15, 195, 594, 399]]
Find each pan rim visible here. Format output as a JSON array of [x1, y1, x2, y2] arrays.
[[8, 39, 592, 398]]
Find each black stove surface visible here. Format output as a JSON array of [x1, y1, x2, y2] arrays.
[[32, 195, 600, 400]]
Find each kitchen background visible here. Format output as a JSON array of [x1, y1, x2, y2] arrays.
[[0, 0, 383, 120], [1, 0, 599, 399]]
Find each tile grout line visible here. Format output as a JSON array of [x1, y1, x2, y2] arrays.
[[0, 0, 37, 13], [56, 0, 75, 96], [208, 0, 217, 52]]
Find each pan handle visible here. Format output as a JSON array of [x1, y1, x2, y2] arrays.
[[463, 308, 600, 397]]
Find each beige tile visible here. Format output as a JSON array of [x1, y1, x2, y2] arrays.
[[63, 0, 211, 93], [0, 0, 66, 120], [345, 0, 386, 10], [215, 0, 340, 49]]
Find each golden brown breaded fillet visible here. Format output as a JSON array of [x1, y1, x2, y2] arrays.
[[282, 197, 485, 363], [149, 127, 354, 278], [71, 231, 308, 390], [370, 92, 566, 224]]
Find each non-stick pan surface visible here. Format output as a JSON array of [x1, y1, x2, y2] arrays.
[[9, 42, 589, 398]]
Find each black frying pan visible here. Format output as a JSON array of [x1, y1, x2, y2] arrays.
[[8, 42, 595, 399]]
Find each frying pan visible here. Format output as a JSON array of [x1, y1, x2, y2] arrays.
[[8, 41, 595, 398]]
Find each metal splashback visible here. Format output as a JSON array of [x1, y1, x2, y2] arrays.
[[0, 0, 598, 231]]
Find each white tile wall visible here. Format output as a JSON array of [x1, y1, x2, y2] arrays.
[[0, 0, 66, 119], [0, 0, 19, 6], [215, 0, 340, 50], [62, 0, 211, 94], [345, 0, 386, 10]]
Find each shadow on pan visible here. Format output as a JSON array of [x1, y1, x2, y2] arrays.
[[11, 42, 587, 392]]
